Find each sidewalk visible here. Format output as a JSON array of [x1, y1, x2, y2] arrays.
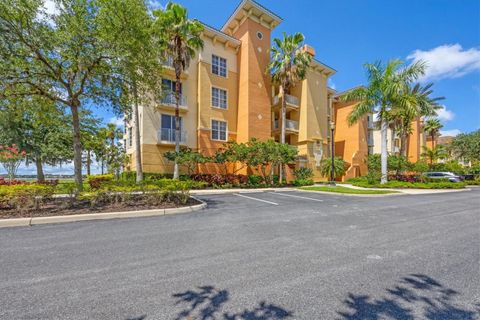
[[190, 187, 297, 196]]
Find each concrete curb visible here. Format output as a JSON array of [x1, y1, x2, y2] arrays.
[[297, 188, 404, 197], [0, 197, 207, 229], [190, 187, 297, 196]]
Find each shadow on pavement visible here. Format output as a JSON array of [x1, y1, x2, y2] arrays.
[[337, 274, 479, 320], [172, 285, 292, 320]]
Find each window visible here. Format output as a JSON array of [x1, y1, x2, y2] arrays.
[[162, 79, 182, 94], [212, 87, 227, 109], [212, 55, 227, 77], [211, 120, 227, 141], [256, 31, 263, 40], [161, 114, 183, 142], [128, 127, 133, 147]]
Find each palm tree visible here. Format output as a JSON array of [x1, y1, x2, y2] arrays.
[[391, 83, 443, 157], [423, 117, 443, 150], [153, 3, 204, 179], [341, 59, 425, 184], [421, 145, 447, 166], [267, 32, 311, 183]]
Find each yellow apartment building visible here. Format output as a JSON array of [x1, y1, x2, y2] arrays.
[[125, 0, 336, 181]]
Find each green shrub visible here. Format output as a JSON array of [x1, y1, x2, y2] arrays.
[[0, 184, 55, 212], [294, 167, 314, 180], [247, 175, 263, 186], [352, 180, 465, 189]]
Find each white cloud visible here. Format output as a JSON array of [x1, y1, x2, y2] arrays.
[[440, 129, 462, 137], [147, 0, 164, 11], [109, 116, 124, 127], [435, 106, 455, 122], [407, 44, 480, 81], [328, 79, 336, 90]]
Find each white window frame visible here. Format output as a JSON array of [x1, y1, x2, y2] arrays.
[[211, 86, 228, 109], [211, 119, 228, 141], [128, 127, 133, 147], [212, 54, 227, 78]]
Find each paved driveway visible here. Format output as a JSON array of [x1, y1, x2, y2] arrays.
[[0, 189, 479, 319]]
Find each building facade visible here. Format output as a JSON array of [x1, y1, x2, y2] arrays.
[[125, 0, 431, 181], [125, 0, 336, 181]]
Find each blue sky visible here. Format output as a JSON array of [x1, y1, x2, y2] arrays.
[[106, 0, 480, 136], [10, 0, 480, 175]]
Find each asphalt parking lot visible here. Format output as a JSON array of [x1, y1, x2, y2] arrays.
[[0, 188, 479, 319]]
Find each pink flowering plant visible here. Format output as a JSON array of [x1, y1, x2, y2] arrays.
[[0, 144, 26, 181]]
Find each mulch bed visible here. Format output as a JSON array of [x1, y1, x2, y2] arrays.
[[0, 197, 201, 219]]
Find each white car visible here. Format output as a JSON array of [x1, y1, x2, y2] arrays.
[[424, 172, 463, 183]]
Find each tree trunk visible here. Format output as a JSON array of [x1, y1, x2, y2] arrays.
[[380, 118, 388, 184], [279, 86, 286, 184], [35, 157, 45, 183], [70, 99, 83, 191], [399, 132, 407, 158], [86, 150, 91, 176], [132, 81, 143, 183], [173, 69, 181, 180]]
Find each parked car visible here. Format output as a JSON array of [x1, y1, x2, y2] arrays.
[[424, 172, 463, 182]]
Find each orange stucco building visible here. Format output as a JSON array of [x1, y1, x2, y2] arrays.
[[125, 0, 432, 181]]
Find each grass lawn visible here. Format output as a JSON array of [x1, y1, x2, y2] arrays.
[[300, 185, 400, 195]]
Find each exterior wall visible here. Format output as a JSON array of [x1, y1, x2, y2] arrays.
[[333, 100, 368, 181], [233, 19, 272, 143]]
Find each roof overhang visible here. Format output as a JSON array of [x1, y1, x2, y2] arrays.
[[201, 23, 241, 49], [221, 0, 282, 35], [310, 59, 336, 77]]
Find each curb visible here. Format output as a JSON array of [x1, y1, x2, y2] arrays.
[[297, 188, 404, 197], [0, 197, 207, 229], [190, 187, 297, 196]]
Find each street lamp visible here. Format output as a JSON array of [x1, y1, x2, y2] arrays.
[[330, 121, 336, 185]]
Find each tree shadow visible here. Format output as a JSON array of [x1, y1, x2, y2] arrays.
[[172, 285, 292, 320], [338, 274, 478, 320]]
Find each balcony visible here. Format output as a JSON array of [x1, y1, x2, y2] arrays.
[[162, 57, 189, 76], [158, 128, 187, 145], [272, 94, 300, 110], [286, 119, 299, 132], [273, 119, 299, 133], [160, 92, 188, 111]]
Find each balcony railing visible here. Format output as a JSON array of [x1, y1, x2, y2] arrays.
[[160, 92, 187, 108], [272, 94, 299, 108], [158, 128, 187, 144], [286, 119, 299, 131], [273, 119, 299, 132], [285, 94, 299, 107]]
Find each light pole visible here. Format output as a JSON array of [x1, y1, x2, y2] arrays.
[[330, 121, 336, 185]]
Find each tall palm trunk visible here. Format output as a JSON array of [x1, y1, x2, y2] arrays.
[[70, 98, 83, 191], [132, 81, 143, 183], [279, 86, 286, 184], [380, 118, 388, 184], [173, 63, 181, 180]]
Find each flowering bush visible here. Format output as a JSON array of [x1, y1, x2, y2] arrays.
[[0, 145, 26, 181], [190, 174, 248, 187], [0, 177, 28, 186]]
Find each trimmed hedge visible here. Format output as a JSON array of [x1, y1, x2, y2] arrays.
[[352, 180, 466, 189]]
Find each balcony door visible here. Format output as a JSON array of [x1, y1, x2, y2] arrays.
[[161, 114, 182, 142]]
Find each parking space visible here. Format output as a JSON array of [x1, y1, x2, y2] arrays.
[[196, 190, 330, 212]]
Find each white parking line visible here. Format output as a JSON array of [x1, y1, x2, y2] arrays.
[[269, 192, 324, 202], [233, 193, 279, 205]]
